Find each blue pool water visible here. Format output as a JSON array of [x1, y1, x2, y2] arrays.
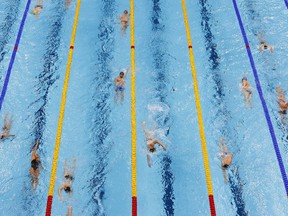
[[0, 0, 288, 215]]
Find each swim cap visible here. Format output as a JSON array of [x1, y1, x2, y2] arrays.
[[242, 76, 247, 81]]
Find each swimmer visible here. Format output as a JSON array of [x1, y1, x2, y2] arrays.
[[0, 113, 14, 140], [276, 86, 288, 123], [258, 33, 273, 53], [119, 10, 129, 32], [58, 157, 76, 201], [30, 139, 41, 191], [241, 75, 252, 108], [219, 138, 233, 184], [142, 121, 166, 167], [32, 0, 43, 19], [114, 69, 129, 104]]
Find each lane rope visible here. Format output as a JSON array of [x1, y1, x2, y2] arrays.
[[284, 0, 288, 9], [180, 0, 216, 215], [0, 0, 32, 111], [45, 1, 81, 215], [232, 0, 288, 197], [130, 0, 137, 215]]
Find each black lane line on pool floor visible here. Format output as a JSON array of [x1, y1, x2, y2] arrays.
[[198, 0, 248, 215], [150, 0, 175, 215], [86, 0, 115, 214]]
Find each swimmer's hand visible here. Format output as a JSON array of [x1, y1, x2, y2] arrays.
[[124, 68, 129, 76]]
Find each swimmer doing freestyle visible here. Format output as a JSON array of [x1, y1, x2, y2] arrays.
[[32, 0, 43, 19], [258, 33, 273, 53], [142, 121, 166, 167], [219, 138, 233, 184], [58, 157, 76, 201], [241, 75, 252, 108], [276, 86, 288, 123]]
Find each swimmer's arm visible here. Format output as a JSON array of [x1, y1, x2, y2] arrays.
[[270, 46, 274, 53], [123, 68, 129, 78], [142, 121, 147, 131], [34, 139, 39, 151], [155, 140, 166, 151], [32, 140, 39, 156], [259, 45, 263, 52], [71, 157, 76, 175], [58, 185, 65, 200], [219, 137, 223, 146], [119, 15, 125, 22], [114, 77, 119, 86]]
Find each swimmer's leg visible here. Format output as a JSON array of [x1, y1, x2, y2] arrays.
[[249, 94, 253, 108], [222, 166, 228, 184], [64, 159, 68, 176], [114, 91, 119, 104], [147, 154, 152, 168], [34, 176, 39, 190], [281, 113, 285, 124], [120, 92, 124, 104]]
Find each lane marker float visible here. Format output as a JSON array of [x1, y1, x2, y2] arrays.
[[45, 1, 81, 215], [181, 0, 216, 214], [232, 0, 288, 197]]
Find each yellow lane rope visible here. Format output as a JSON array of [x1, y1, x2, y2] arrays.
[[180, 0, 216, 215], [46, 1, 81, 214], [130, 0, 137, 215]]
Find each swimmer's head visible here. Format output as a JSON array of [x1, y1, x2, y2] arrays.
[[64, 186, 72, 193], [242, 76, 247, 82], [119, 72, 124, 77], [124, 10, 128, 14], [32, 9, 38, 15]]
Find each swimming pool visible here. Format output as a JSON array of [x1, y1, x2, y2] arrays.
[[0, 0, 288, 215]]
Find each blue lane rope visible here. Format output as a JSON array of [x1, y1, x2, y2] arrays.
[[232, 0, 288, 197], [0, 0, 32, 111]]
